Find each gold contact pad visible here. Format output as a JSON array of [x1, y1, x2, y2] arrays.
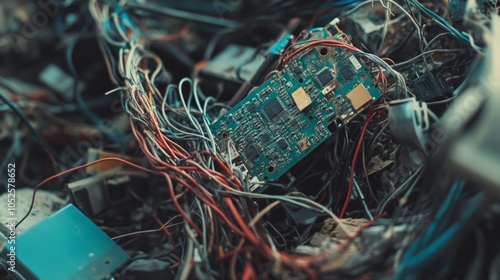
[[292, 87, 312, 111], [346, 84, 372, 112]]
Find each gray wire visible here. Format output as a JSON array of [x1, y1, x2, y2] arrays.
[[177, 226, 194, 280], [343, 0, 426, 50], [353, 177, 374, 220], [393, 49, 462, 68], [378, 166, 424, 214], [195, 198, 209, 258], [427, 109, 440, 123]]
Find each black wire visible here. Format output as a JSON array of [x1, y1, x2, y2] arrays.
[[67, 21, 123, 144], [16, 186, 40, 228], [335, 125, 360, 215], [367, 120, 389, 160], [0, 92, 62, 163], [465, 228, 486, 280], [125, 3, 243, 28], [388, 27, 417, 55]]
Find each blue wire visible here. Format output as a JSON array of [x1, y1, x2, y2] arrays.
[[322, 0, 362, 7], [0, 92, 61, 162], [66, 22, 123, 143], [102, 11, 140, 44], [422, 180, 465, 243], [410, 0, 471, 45], [395, 181, 483, 279], [395, 180, 464, 277], [403, 192, 483, 271]]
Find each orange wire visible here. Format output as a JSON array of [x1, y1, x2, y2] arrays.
[[242, 263, 257, 280], [34, 157, 157, 191], [151, 25, 189, 42]]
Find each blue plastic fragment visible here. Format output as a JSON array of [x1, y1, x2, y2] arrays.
[[15, 204, 129, 280]]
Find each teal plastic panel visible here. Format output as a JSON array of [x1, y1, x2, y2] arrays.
[[15, 204, 129, 280]]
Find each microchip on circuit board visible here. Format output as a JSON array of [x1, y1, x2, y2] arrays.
[[263, 98, 285, 121], [210, 18, 384, 185], [340, 66, 355, 81], [316, 68, 335, 86]]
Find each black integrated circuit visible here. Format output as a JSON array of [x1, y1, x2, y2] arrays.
[[263, 98, 284, 121], [260, 133, 271, 143], [245, 145, 259, 161], [277, 139, 288, 150], [340, 66, 355, 81], [316, 68, 335, 86]]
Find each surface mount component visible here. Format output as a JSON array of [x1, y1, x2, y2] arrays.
[[347, 84, 372, 112], [292, 87, 313, 111], [210, 19, 383, 182]]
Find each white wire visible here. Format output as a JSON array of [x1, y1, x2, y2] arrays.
[[392, 49, 462, 68], [161, 86, 212, 142], [193, 79, 217, 156], [344, 0, 426, 51], [177, 78, 207, 139], [104, 86, 128, 96]]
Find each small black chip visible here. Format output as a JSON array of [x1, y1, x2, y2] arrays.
[[263, 98, 284, 121], [245, 145, 259, 161], [260, 133, 271, 143], [281, 114, 290, 122], [289, 119, 298, 127], [299, 121, 308, 129], [246, 135, 253, 144], [340, 66, 355, 81], [277, 139, 288, 150], [316, 68, 335, 86], [247, 103, 256, 112], [293, 67, 302, 75]]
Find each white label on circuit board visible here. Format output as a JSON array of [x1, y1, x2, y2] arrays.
[[349, 55, 362, 70]]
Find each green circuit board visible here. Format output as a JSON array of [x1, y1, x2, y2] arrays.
[[210, 20, 383, 184]]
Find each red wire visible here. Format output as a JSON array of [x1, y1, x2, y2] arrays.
[[150, 25, 189, 42], [337, 212, 388, 251], [339, 111, 377, 218], [162, 172, 203, 236], [16, 157, 158, 227], [200, 151, 243, 190], [241, 263, 257, 280], [34, 157, 157, 191], [302, 265, 318, 280], [118, 236, 141, 247], [152, 216, 182, 267], [281, 39, 361, 66], [224, 197, 262, 247]]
